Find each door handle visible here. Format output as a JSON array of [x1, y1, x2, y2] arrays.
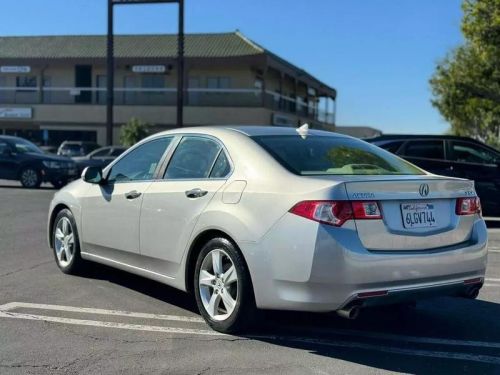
[[185, 188, 208, 199], [125, 190, 142, 200]]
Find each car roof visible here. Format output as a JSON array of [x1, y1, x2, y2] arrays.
[[154, 125, 352, 139], [0, 135, 25, 142], [367, 134, 500, 152], [367, 134, 482, 142], [61, 141, 98, 145], [226, 125, 351, 137]]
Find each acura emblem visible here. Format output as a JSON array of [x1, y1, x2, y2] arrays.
[[419, 183, 429, 197]]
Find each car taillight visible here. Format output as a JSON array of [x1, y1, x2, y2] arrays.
[[351, 201, 382, 220], [289, 200, 382, 227], [456, 197, 481, 216]]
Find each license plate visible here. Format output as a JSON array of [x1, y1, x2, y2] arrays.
[[401, 202, 437, 228]]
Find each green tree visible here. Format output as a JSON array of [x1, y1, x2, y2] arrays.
[[119, 118, 151, 147], [430, 0, 500, 148]]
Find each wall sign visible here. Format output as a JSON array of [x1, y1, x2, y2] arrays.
[[0, 108, 33, 119], [0, 66, 31, 74], [132, 65, 166, 74]]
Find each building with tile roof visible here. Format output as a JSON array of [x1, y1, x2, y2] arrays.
[[0, 32, 336, 145]]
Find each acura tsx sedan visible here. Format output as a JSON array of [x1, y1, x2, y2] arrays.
[[47, 126, 488, 333]]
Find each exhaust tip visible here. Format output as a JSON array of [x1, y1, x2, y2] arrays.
[[337, 305, 361, 320]]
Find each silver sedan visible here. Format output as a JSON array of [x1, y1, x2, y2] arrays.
[[47, 126, 488, 333]]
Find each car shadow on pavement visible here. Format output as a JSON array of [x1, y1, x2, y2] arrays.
[[79, 261, 198, 314], [252, 297, 500, 374], [78, 263, 500, 374]]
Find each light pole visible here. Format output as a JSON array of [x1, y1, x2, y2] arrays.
[[107, 0, 185, 146]]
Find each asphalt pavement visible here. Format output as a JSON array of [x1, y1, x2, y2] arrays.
[[1, 180, 500, 374]]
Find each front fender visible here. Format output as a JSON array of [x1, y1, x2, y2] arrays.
[[47, 179, 89, 249]]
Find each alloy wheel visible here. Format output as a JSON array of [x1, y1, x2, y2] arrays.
[[21, 169, 38, 188], [198, 249, 238, 321], [54, 217, 75, 268]]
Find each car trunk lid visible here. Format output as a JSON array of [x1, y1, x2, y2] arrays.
[[344, 177, 477, 251]]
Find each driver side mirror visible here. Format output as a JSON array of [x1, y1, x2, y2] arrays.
[[82, 166, 104, 184]]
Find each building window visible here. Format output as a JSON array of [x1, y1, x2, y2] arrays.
[[141, 74, 165, 91], [16, 76, 37, 92], [207, 77, 231, 89]]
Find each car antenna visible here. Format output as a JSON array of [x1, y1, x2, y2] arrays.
[[296, 123, 309, 139]]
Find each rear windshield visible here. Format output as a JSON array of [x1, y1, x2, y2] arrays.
[[251, 135, 424, 175]]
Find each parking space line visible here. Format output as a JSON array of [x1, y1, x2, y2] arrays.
[[0, 302, 204, 323], [1, 310, 500, 366], [2, 302, 500, 364], [0, 310, 222, 336], [485, 278, 500, 282], [0, 302, 20, 312]]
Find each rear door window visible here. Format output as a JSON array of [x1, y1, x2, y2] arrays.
[[449, 141, 498, 165], [164, 136, 223, 179], [402, 140, 445, 160], [376, 141, 404, 154]]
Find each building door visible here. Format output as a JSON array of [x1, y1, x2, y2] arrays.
[[75, 65, 92, 104]]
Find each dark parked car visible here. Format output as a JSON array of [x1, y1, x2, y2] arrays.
[[72, 145, 127, 173], [57, 141, 100, 157], [0, 136, 78, 188], [367, 134, 500, 216]]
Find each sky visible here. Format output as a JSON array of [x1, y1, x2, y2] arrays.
[[0, 0, 464, 134]]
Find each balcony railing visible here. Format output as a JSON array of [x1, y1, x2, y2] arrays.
[[0, 87, 335, 124]]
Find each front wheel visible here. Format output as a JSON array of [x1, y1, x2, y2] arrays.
[[52, 209, 85, 274], [194, 237, 256, 334]]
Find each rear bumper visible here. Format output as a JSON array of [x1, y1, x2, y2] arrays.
[[339, 278, 483, 311], [243, 215, 488, 312]]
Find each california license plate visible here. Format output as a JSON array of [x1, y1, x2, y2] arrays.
[[401, 202, 437, 228]]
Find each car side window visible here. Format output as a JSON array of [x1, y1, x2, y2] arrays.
[[450, 141, 498, 165], [164, 136, 222, 179], [210, 151, 231, 178], [377, 141, 404, 154], [0, 141, 10, 155], [107, 137, 172, 183], [402, 140, 445, 160]]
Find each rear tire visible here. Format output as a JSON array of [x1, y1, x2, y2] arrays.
[[193, 237, 256, 334], [52, 209, 85, 274], [19, 167, 41, 188]]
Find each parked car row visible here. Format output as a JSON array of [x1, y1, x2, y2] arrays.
[[366, 135, 500, 216], [0, 136, 126, 189]]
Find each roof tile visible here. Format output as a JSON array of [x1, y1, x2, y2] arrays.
[[0, 32, 263, 59]]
